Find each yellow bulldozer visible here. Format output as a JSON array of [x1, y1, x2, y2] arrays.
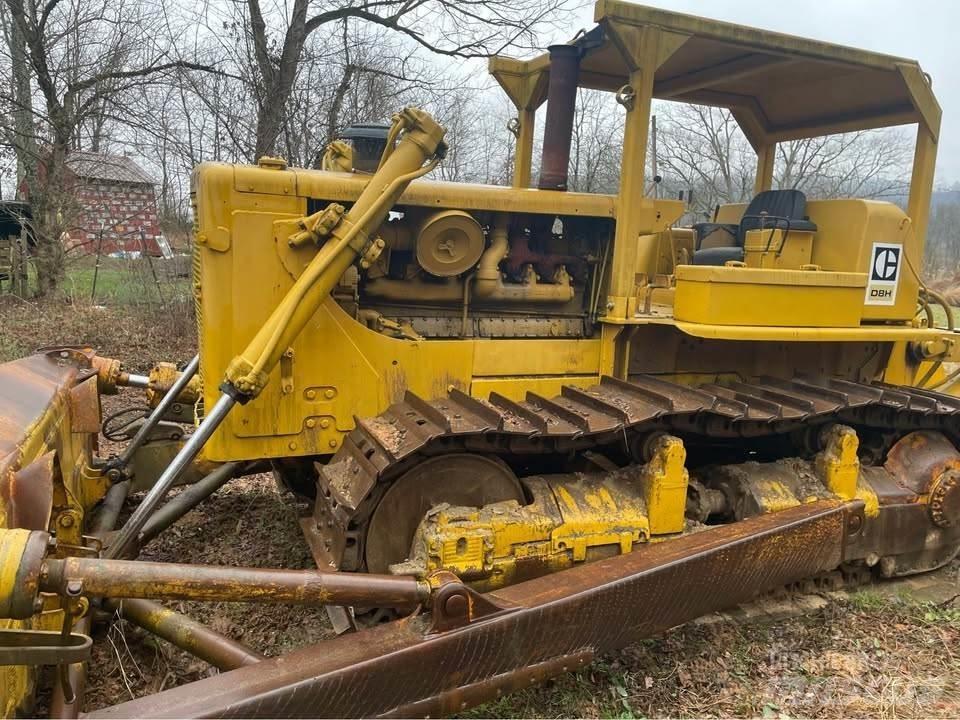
[[2, 2, 958, 716]]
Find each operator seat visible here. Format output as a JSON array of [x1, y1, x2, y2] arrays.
[[692, 189, 817, 266]]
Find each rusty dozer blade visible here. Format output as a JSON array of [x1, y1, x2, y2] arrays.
[[88, 499, 857, 719]]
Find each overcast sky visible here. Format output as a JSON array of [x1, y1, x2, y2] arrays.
[[547, 0, 957, 185]]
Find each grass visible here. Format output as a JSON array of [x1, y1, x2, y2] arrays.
[[0, 256, 196, 371], [62, 255, 192, 306], [846, 588, 888, 612], [460, 589, 960, 718]]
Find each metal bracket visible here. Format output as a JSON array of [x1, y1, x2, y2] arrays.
[[615, 84, 636, 110], [0, 629, 92, 666], [427, 571, 511, 633]]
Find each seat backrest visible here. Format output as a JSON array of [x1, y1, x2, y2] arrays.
[[737, 189, 808, 244]]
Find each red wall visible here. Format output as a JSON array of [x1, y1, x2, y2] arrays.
[[66, 181, 163, 256]]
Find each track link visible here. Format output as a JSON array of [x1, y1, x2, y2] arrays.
[[323, 375, 960, 502], [311, 374, 960, 571]]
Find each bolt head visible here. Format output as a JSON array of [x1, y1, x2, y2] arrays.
[[58, 514, 75, 528], [847, 513, 863, 534], [443, 592, 468, 617]]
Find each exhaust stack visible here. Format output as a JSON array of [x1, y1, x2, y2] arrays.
[[538, 44, 581, 191]]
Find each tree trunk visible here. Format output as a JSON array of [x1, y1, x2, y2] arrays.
[[248, 0, 310, 161], [30, 131, 71, 297], [7, 6, 40, 296], [254, 94, 287, 160], [324, 63, 355, 150], [9, 11, 36, 199]]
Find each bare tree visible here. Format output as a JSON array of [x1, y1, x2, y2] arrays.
[[656, 103, 755, 218], [655, 103, 912, 221], [0, 0, 213, 294], [222, 0, 574, 160], [568, 89, 622, 193], [777, 130, 912, 200]]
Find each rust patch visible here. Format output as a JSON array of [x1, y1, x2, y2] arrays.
[[2, 451, 55, 531], [885, 431, 960, 495], [0, 352, 88, 460], [69, 376, 102, 435]]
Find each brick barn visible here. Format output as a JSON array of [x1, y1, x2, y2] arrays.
[[61, 152, 165, 256]]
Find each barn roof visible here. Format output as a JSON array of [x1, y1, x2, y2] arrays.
[[65, 152, 155, 185]]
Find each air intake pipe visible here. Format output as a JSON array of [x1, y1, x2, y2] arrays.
[[538, 44, 581, 191]]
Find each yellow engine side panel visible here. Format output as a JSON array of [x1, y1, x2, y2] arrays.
[[193, 164, 608, 462]]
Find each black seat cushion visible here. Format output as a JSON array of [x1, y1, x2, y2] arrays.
[[692, 246, 744, 266], [737, 189, 817, 244]]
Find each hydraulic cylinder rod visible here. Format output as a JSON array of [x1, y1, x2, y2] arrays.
[[105, 392, 236, 559], [120, 373, 150, 389], [115, 353, 199, 469], [41, 557, 432, 609], [105, 598, 263, 670]]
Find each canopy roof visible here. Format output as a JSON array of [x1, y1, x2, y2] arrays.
[[490, 0, 940, 148]]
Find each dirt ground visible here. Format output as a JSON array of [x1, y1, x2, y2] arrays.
[[4, 292, 960, 718], [83, 467, 336, 710]]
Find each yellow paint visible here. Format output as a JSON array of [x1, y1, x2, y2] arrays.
[[396, 472, 650, 591], [742, 228, 814, 269], [675, 265, 867, 328], [0, 529, 30, 616], [754, 144, 775, 194], [641, 435, 689, 535], [751, 479, 802, 513], [296, 168, 617, 218], [705, 199, 922, 323], [224, 108, 446, 398], [670, 324, 954, 344], [856, 478, 881, 519], [816, 425, 860, 500]]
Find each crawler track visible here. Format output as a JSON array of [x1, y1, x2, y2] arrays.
[[312, 375, 960, 572]]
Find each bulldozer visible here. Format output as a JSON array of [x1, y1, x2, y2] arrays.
[[2, 1, 959, 716]]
